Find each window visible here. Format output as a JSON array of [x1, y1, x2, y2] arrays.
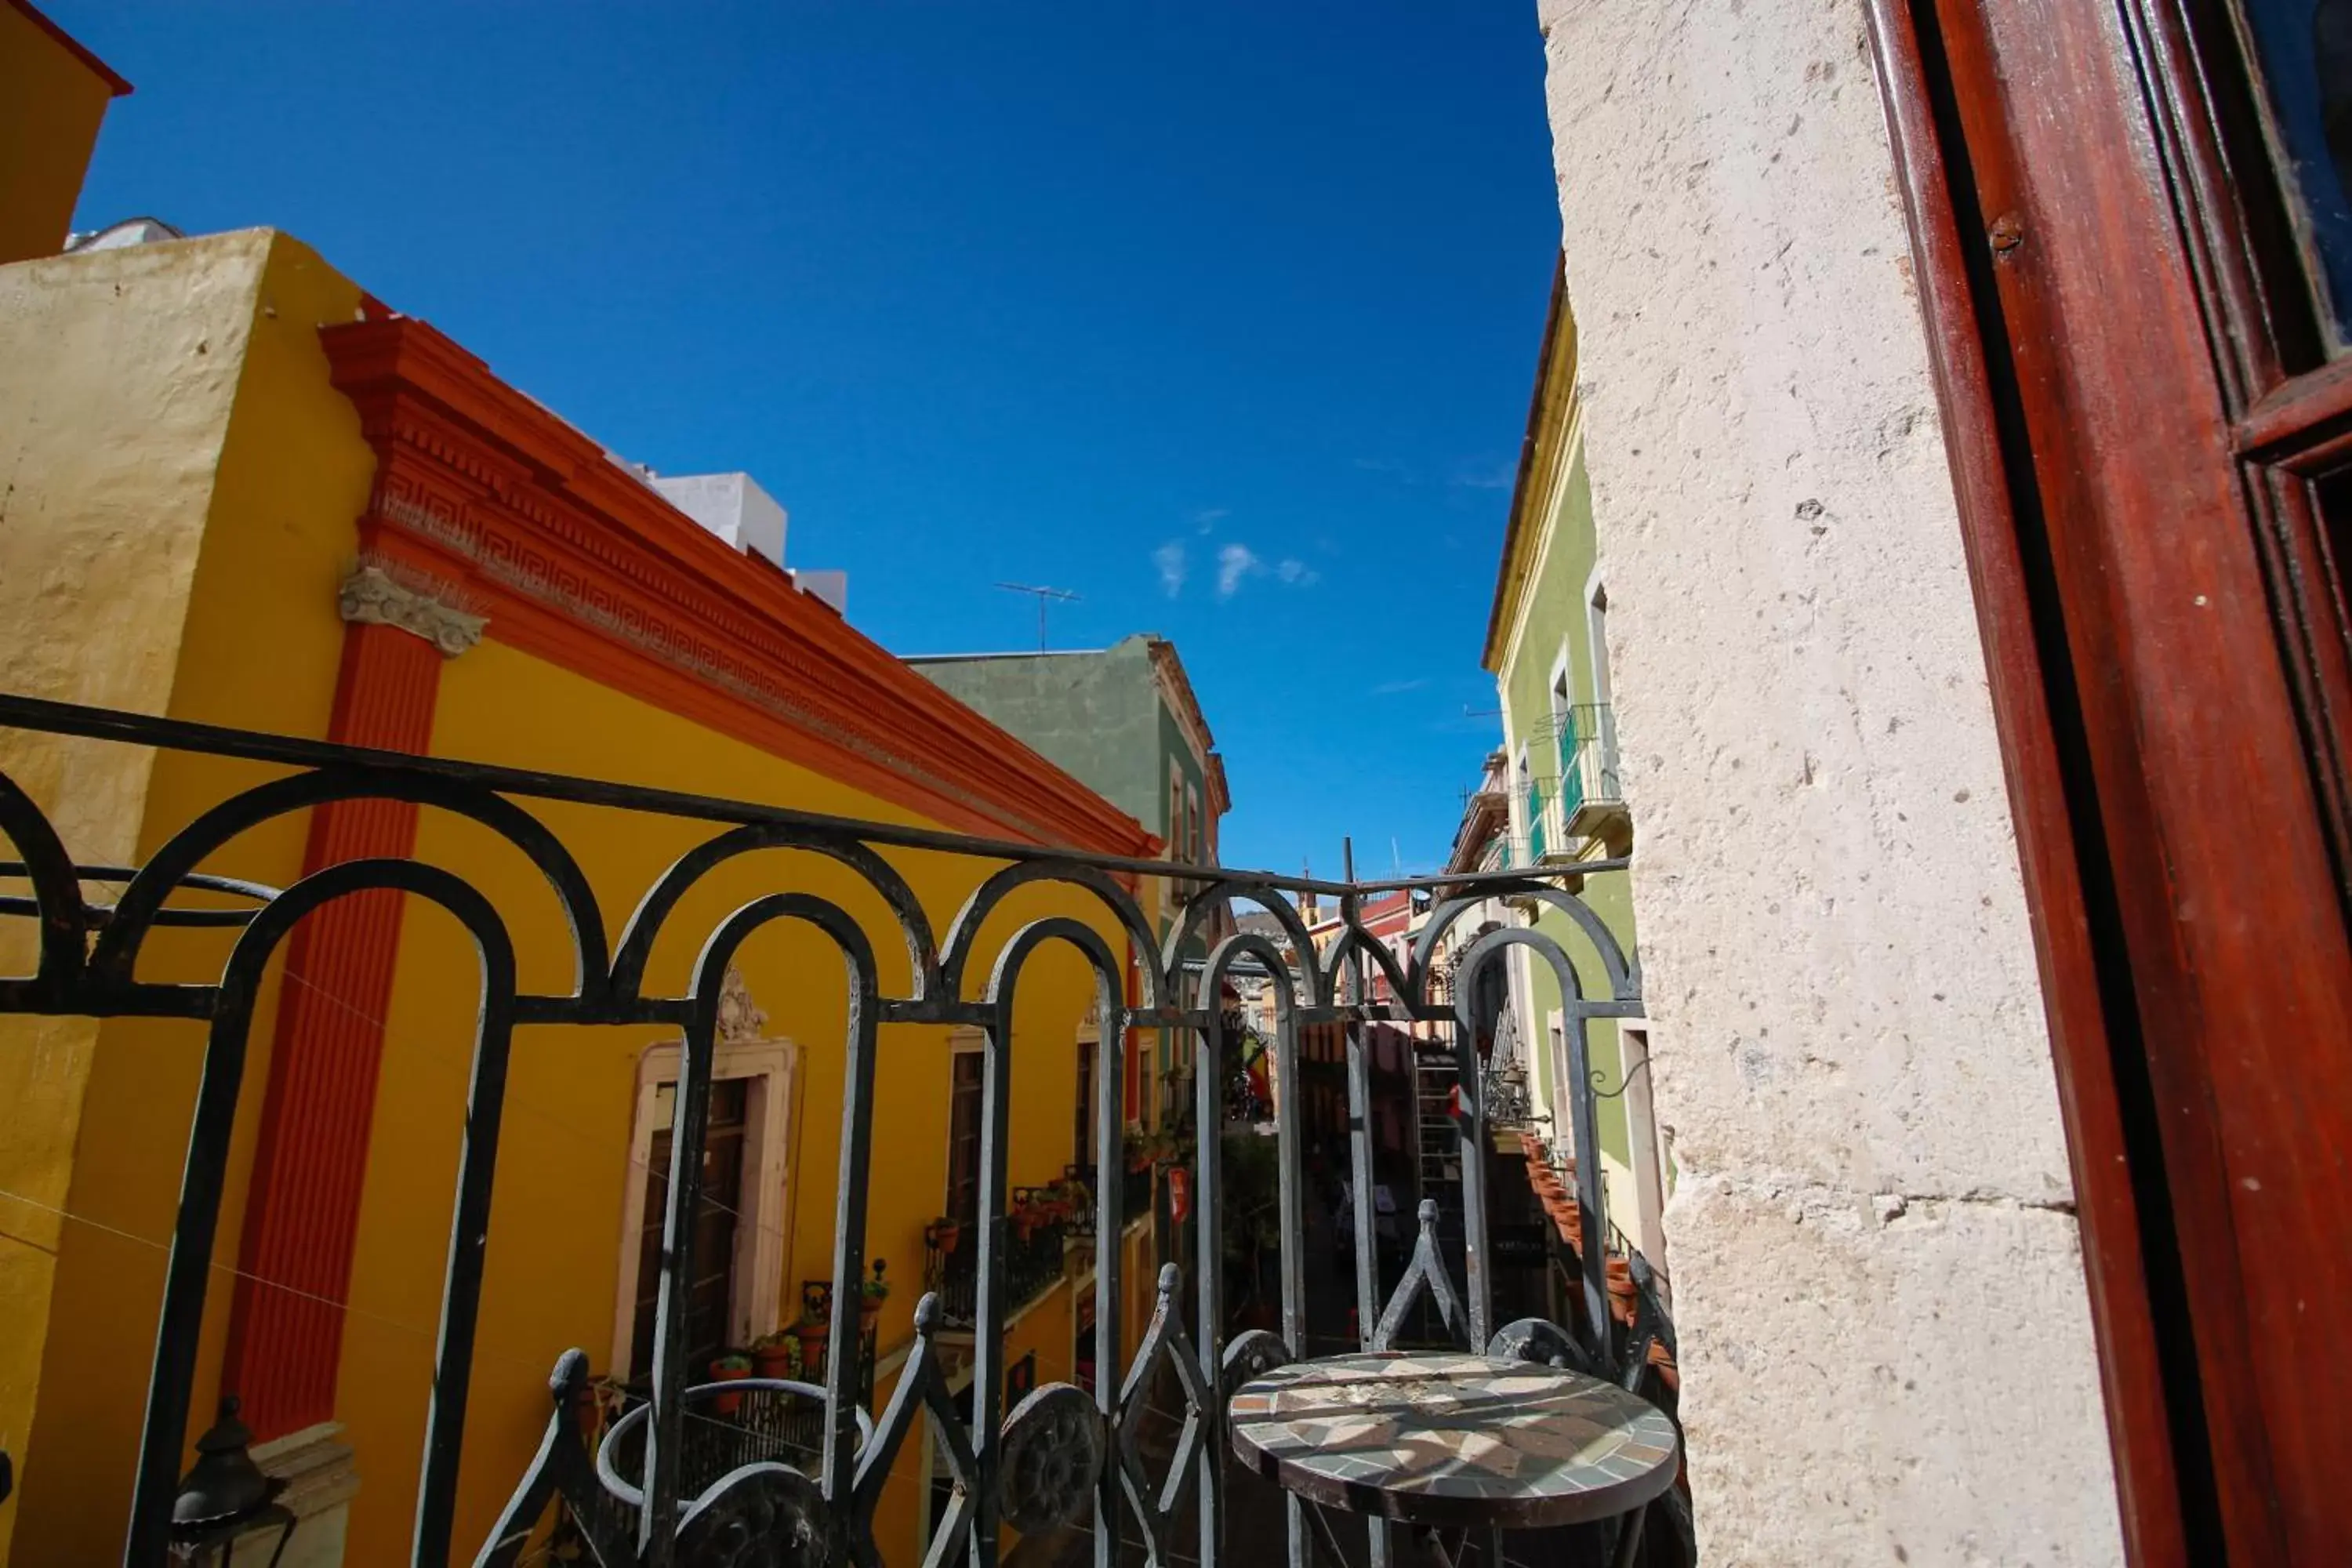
[[628, 1076, 748, 1379], [946, 1044, 985, 1225], [2236, 0, 2352, 346], [1548, 644, 1573, 779], [612, 1024, 797, 1381], [1075, 1037, 1098, 1167]]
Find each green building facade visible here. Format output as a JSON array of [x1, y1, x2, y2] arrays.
[[908, 633, 1229, 1128], [1483, 274, 1668, 1265]]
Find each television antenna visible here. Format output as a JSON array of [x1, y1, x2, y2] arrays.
[[995, 582, 1080, 652]]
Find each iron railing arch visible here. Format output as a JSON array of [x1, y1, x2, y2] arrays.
[[0, 692, 1671, 1568]]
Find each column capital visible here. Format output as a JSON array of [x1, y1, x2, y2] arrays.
[[336, 564, 485, 657]]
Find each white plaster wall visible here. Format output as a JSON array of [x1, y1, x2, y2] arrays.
[[1531, 1, 2125, 1561]]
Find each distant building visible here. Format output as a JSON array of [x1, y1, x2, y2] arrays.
[[909, 633, 1232, 1131], [1482, 264, 1667, 1274], [0, 222, 1157, 1565]]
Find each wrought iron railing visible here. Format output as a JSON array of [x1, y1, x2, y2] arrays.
[[0, 691, 1666, 1567], [927, 1202, 1069, 1331], [1552, 702, 1622, 824]]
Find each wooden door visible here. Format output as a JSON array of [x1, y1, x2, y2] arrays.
[[1870, 2, 2352, 1563], [946, 1050, 984, 1225], [630, 1075, 750, 1379]]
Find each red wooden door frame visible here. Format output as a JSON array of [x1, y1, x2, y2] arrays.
[[1867, 2, 2352, 1563]]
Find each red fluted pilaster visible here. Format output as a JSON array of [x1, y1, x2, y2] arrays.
[[221, 620, 442, 1439]]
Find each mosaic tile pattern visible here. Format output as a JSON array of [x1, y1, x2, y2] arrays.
[[1227, 1352, 1679, 1530]]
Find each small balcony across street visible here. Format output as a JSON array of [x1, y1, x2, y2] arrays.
[[1535, 702, 1629, 859]]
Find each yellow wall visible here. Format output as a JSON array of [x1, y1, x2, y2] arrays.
[[2, 223, 1134, 1563], [0, 2, 120, 265], [345, 642, 1122, 1565], [0, 229, 345, 1565]]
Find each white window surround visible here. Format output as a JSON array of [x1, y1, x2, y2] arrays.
[[1546, 1008, 1570, 1154], [1548, 639, 1573, 746], [1617, 1022, 1670, 1298], [610, 970, 800, 1381]]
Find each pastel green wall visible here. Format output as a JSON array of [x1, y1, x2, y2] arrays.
[[909, 634, 1216, 1118], [1495, 443, 1637, 1167], [909, 635, 1207, 858]]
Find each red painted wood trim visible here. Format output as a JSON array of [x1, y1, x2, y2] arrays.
[[220, 622, 442, 1439], [317, 315, 1156, 859], [1863, 5, 2186, 1560], [1886, 2, 2352, 1559]]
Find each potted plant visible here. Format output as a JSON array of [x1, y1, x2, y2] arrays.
[[797, 1300, 831, 1374], [859, 1260, 890, 1333], [707, 1352, 753, 1417], [1056, 1178, 1094, 1235], [1605, 1255, 1639, 1320], [927, 1214, 962, 1256], [750, 1329, 800, 1381]]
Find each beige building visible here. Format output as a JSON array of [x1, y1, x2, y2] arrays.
[[1529, 1, 2352, 1565]]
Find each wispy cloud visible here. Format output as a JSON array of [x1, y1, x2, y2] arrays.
[[1371, 677, 1429, 696], [1192, 506, 1229, 535], [1453, 458, 1515, 491], [1217, 544, 1319, 599], [1216, 543, 1259, 598], [1153, 540, 1188, 598]]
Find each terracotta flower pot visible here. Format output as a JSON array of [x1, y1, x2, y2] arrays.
[[860, 1298, 882, 1334], [707, 1361, 750, 1417], [752, 1344, 796, 1380]]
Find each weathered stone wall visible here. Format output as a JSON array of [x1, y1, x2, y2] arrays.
[[1530, 2, 2125, 1561]]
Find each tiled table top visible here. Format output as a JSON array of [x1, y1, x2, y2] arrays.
[[1227, 1351, 1679, 1530]]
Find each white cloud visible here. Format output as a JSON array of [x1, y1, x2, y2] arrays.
[[1454, 458, 1515, 491], [1216, 543, 1260, 598], [1215, 544, 1319, 599], [1192, 506, 1229, 534], [1371, 677, 1429, 695], [1153, 540, 1188, 597]]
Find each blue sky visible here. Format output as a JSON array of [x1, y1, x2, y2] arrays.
[[60, 2, 1559, 881]]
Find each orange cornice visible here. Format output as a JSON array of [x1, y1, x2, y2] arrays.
[[320, 316, 1156, 857]]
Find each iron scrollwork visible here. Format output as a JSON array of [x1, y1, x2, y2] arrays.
[[0, 691, 1658, 1568]]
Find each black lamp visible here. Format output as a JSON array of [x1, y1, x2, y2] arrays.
[[170, 1397, 295, 1566]]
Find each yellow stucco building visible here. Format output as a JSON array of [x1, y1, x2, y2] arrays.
[[0, 223, 1166, 1566], [0, 0, 129, 267]]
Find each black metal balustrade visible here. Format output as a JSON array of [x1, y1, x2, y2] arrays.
[[0, 691, 1681, 1568], [925, 1202, 1068, 1332]]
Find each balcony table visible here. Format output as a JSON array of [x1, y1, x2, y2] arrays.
[[1226, 1350, 1678, 1542]]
